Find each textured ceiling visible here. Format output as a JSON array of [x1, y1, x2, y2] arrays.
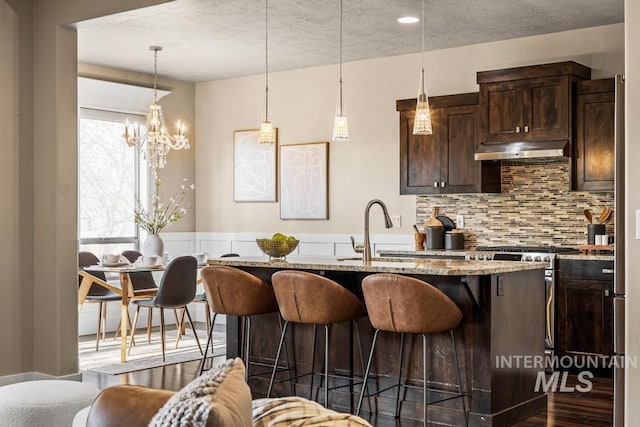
[[75, 0, 624, 83]]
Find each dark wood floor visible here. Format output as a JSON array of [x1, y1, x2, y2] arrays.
[[81, 354, 614, 427]]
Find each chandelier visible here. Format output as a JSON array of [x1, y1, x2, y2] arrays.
[[123, 46, 189, 168]]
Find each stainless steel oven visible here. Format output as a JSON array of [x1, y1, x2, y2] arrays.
[[470, 246, 580, 358]]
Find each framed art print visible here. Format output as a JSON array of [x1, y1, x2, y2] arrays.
[[279, 142, 328, 219], [233, 129, 277, 202]]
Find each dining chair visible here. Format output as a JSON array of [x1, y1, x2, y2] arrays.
[[127, 255, 203, 362], [78, 251, 123, 351], [121, 250, 162, 344]]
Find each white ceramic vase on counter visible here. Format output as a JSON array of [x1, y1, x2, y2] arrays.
[[143, 234, 164, 257]]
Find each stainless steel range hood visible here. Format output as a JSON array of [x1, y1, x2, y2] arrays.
[[474, 140, 569, 161]]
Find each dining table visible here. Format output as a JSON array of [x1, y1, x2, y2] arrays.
[[78, 264, 164, 363]]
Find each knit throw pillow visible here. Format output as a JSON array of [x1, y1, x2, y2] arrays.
[[149, 358, 252, 427]]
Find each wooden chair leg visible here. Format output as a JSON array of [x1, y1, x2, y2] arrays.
[[128, 306, 141, 356], [175, 309, 186, 348], [160, 308, 166, 363], [101, 303, 108, 342], [183, 306, 203, 355], [147, 308, 153, 343], [95, 302, 103, 351]]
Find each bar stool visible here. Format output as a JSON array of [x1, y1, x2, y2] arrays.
[[198, 265, 282, 381], [356, 273, 467, 426], [267, 270, 367, 408]]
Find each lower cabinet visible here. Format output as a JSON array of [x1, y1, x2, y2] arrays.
[[556, 259, 614, 357]]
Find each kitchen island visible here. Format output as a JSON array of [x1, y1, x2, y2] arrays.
[[206, 256, 547, 426]]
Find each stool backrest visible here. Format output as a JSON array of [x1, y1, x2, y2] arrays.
[[200, 266, 278, 316], [361, 273, 463, 334], [154, 256, 197, 308], [271, 270, 365, 325]]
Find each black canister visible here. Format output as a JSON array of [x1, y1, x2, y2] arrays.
[[587, 224, 605, 245], [445, 232, 464, 250], [426, 226, 445, 249]]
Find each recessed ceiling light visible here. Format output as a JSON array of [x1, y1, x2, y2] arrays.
[[397, 16, 419, 24]]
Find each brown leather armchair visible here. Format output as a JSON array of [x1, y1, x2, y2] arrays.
[[86, 385, 175, 427]]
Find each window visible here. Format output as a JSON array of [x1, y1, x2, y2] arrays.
[[78, 108, 144, 255]]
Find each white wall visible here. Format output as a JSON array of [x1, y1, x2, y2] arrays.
[[195, 24, 624, 238]]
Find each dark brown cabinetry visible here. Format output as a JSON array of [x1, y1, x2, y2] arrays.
[[397, 93, 500, 195], [477, 61, 591, 144], [573, 79, 615, 191], [556, 259, 614, 358]]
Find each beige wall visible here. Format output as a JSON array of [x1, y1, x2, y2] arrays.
[[195, 24, 623, 237], [0, 0, 171, 377], [78, 63, 196, 232], [625, 0, 639, 423], [0, 0, 24, 374]]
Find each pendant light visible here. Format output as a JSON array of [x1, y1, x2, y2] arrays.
[[259, 0, 275, 144], [413, 0, 432, 135], [332, 0, 349, 141]]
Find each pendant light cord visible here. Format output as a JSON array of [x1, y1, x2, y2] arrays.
[[337, 0, 344, 115], [264, 0, 269, 119], [421, 0, 425, 71]]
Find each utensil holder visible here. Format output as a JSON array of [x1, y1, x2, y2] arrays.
[[426, 226, 444, 250], [587, 224, 605, 245]]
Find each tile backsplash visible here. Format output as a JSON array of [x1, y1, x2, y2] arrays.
[[416, 159, 615, 249]]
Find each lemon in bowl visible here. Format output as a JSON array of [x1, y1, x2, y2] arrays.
[[256, 234, 299, 260]]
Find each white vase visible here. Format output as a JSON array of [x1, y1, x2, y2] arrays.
[[143, 234, 164, 257]]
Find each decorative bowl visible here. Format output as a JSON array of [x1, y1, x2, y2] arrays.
[[256, 238, 299, 260]]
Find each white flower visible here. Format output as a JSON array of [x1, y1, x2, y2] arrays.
[[134, 178, 194, 234]]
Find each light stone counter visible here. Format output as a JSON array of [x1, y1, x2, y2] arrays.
[[206, 255, 546, 276], [557, 253, 614, 261]]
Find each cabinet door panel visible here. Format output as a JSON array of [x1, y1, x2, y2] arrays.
[[556, 278, 613, 356], [574, 89, 615, 191], [441, 105, 479, 193], [522, 76, 569, 140], [483, 82, 520, 142], [399, 111, 440, 194]]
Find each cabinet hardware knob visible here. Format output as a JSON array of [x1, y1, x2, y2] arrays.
[[524, 125, 529, 132], [515, 126, 521, 133], [602, 268, 614, 274], [433, 182, 439, 187], [441, 181, 446, 187], [605, 290, 610, 297]]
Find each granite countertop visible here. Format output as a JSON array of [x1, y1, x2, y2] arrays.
[[556, 253, 614, 261], [206, 256, 546, 276]]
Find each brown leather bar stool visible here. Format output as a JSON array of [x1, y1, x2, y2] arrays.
[[357, 273, 467, 426], [198, 265, 281, 381], [267, 270, 367, 408]]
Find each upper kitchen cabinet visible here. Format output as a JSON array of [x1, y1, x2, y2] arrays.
[[573, 78, 615, 191], [397, 93, 500, 195], [477, 61, 591, 144]]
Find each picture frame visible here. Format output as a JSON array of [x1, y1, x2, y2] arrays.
[[280, 142, 329, 220], [233, 128, 277, 202]]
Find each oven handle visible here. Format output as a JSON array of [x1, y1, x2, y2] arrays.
[[545, 277, 553, 347]]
